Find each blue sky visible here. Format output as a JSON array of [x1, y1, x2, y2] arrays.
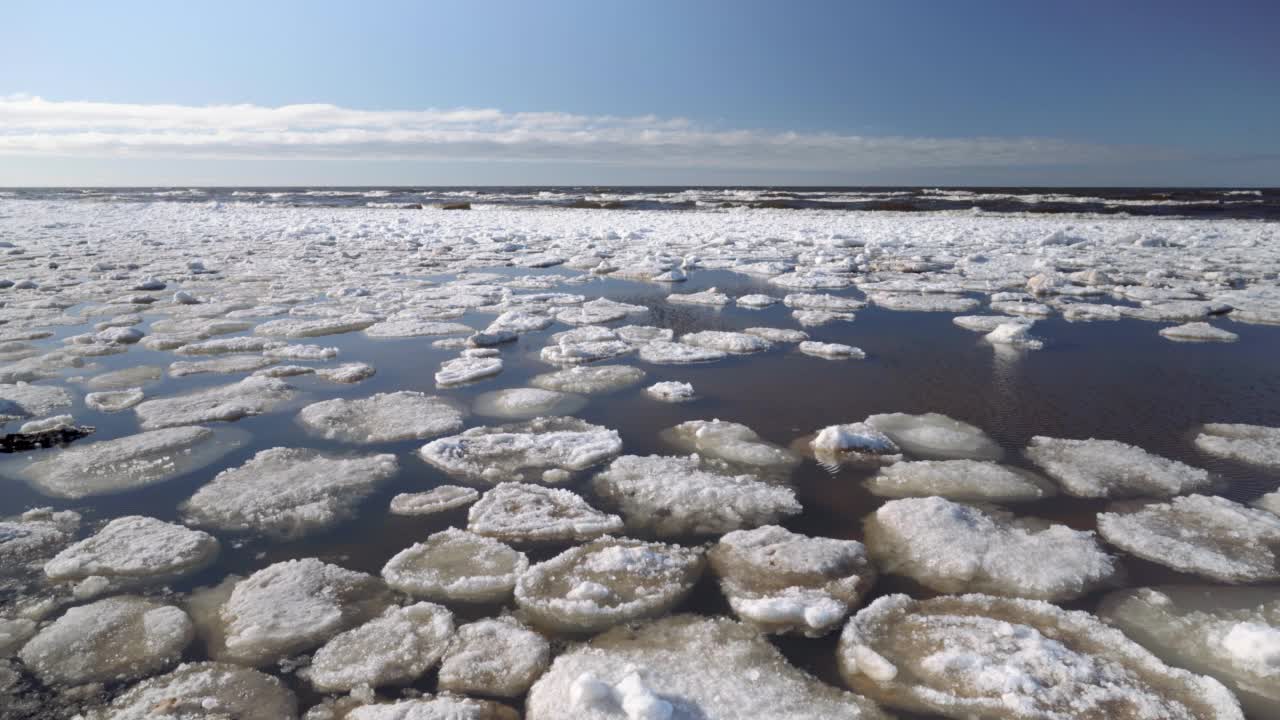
[[2, 0, 1277, 186]]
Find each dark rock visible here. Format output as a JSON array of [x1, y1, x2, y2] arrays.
[[437, 202, 471, 210], [1, 425, 95, 453]]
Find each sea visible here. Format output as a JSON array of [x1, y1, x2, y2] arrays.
[[1, 186, 1278, 219]]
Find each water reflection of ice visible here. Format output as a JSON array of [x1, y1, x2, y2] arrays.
[[990, 340, 1028, 397]]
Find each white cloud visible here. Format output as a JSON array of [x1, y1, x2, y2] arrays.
[[0, 95, 1164, 170]]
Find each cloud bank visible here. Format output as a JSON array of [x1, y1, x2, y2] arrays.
[[0, 95, 1166, 171]]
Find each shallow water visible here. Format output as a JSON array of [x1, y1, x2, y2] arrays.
[[3, 261, 1279, 716]]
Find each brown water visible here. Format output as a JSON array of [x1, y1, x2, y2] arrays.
[[5, 266, 1280, 718]]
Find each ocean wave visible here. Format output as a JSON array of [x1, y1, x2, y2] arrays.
[[0, 186, 1273, 219]]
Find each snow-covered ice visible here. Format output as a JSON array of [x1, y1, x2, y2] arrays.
[[1063, 303, 1125, 322], [530, 365, 646, 394], [591, 455, 801, 537], [256, 364, 317, 378], [340, 697, 519, 720], [419, 417, 622, 485], [468, 483, 625, 544], [838, 593, 1244, 720], [556, 297, 647, 325], [298, 391, 465, 443], [667, 287, 730, 306], [307, 602, 455, 692], [1256, 490, 1280, 517], [317, 361, 376, 384], [1160, 322, 1240, 343], [661, 419, 799, 470], [527, 614, 888, 720], [389, 485, 480, 516], [645, 381, 695, 402], [867, 292, 979, 313], [18, 595, 193, 686], [383, 528, 529, 604], [515, 537, 705, 633], [93, 325, 145, 345], [81, 661, 298, 720], [44, 515, 219, 590], [467, 328, 518, 347], [736, 294, 778, 308], [866, 460, 1056, 501], [864, 412, 1003, 461], [254, 314, 378, 338], [637, 341, 727, 364], [540, 328, 634, 365], [85, 387, 144, 412], [175, 336, 282, 355], [263, 343, 340, 361], [865, 497, 1121, 601], [953, 315, 1033, 332], [745, 326, 809, 343], [615, 325, 675, 344], [990, 300, 1054, 317], [1097, 494, 1280, 583], [488, 310, 554, 333], [9, 425, 244, 499], [438, 617, 551, 698], [134, 376, 295, 429], [206, 558, 392, 667], [680, 330, 772, 354], [785, 293, 865, 312], [985, 321, 1046, 349], [1025, 436, 1212, 498], [709, 525, 876, 637], [0, 382, 72, 418], [798, 341, 865, 359], [0, 619, 36, 658], [1098, 585, 1280, 718], [365, 319, 473, 338], [473, 388, 586, 419], [84, 365, 163, 390], [1195, 422, 1280, 468], [181, 448, 398, 539], [169, 354, 276, 377], [772, 271, 855, 290], [436, 355, 503, 386], [0, 507, 80, 579], [794, 309, 857, 326], [17, 414, 74, 433], [809, 423, 902, 465]]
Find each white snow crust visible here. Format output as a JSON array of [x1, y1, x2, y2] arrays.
[[419, 417, 622, 485], [838, 593, 1244, 720], [590, 455, 801, 537], [299, 391, 464, 443], [1025, 436, 1212, 498], [181, 448, 398, 539], [515, 537, 705, 633], [865, 497, 1120, 601], [709, 525, 876, 637], [383, 528, 528, 604]]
